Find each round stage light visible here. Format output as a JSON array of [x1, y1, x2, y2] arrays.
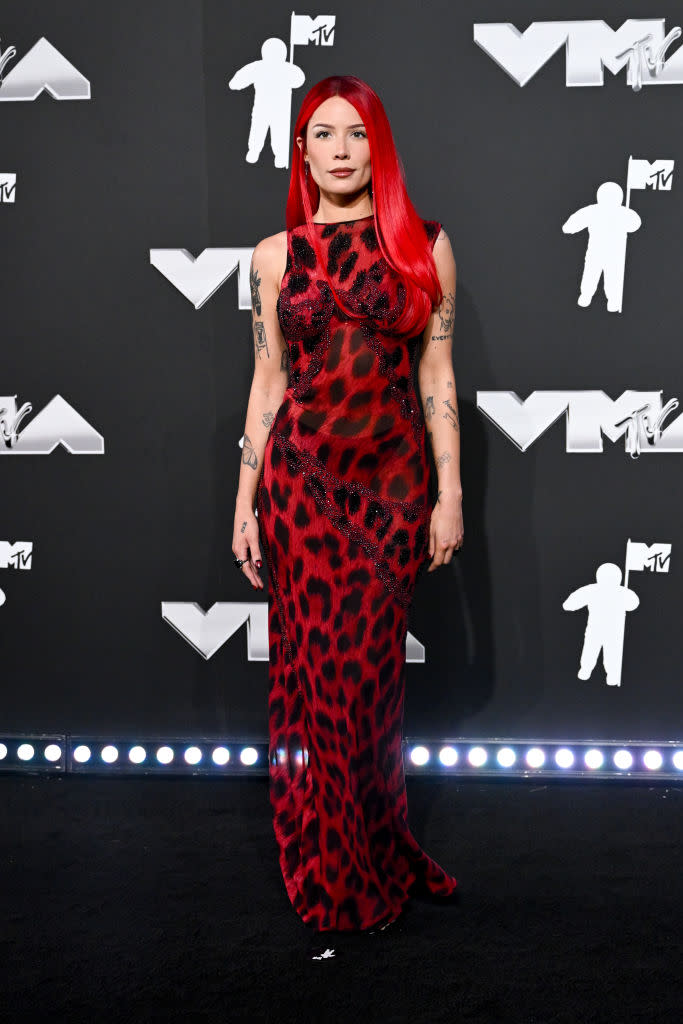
[[496, 747, 516, 768], [613, 749, 633, 770], [438, 746, 458, 767], [156, 746, 174, 765], [73, 745, 91, 764], [129, 746, 146, 764], [44, 744, 62, 762], [184, 746, 202, 765], [240, 747, 258, 766], [526, 747, 545, 768], [212, 747, 230, 766], [17, 743, 35, 761], [672, 750, 683, 771], [555, 747, 574, 769], [409, 745, 430, 766], [0, 744, 7, 761], [643, 749, 663, 770], [584, 749, 604, 770], [467, 746, 487, 767], [101, 745, 118, 764]]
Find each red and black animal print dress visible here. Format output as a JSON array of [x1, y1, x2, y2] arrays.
[[256, 212, 457, 932]]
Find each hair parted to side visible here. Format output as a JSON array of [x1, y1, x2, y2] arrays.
[[286, 74, 443, 338]]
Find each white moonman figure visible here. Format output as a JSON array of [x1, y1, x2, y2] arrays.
[[562, 182, 641, 313], [562, 562, 639, 687], [228, 39, 305, 168]]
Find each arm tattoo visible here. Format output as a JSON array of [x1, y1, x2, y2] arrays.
[[242, 433, 258, 469], [446, 380, 454, 389], [436, 451, 452, 468], [262, 410, 274, 429], [437, 289, 455, 336], [240, 520, 247, 533], [442, 397, 460, 431], [425, 395, 435, 420], [254, 320, 269, 359], [250, 264, 262, 316]]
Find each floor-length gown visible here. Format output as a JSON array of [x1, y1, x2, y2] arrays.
[[256, 212, 457, 932]]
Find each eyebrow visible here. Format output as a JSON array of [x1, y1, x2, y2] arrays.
[[311, 123, 366, 129]]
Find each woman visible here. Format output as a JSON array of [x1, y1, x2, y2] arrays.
[[232, 75, 463, 946]]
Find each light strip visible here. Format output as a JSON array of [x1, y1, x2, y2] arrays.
[[0, 736, 680, 780]]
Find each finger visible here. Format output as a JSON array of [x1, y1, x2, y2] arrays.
[[236, 547, 262, 589], [247, 538, 264, 588], [242, 564, 262, 589]]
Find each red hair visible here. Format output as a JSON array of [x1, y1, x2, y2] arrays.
[[285, 75, 443, 338]]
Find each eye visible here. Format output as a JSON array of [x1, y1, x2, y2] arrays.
[[313, 130, 367, 139]]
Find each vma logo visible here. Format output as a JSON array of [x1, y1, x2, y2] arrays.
[[474, 19, 683, 91], [0, 395, 103, 453], [0, 36, 90, 100], [477, 390, 682, 457], [162, 602, 427, 662]]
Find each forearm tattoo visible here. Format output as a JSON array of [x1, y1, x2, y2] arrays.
[[436, 451, 452, 468], [262, 410, 274, 429], [425, 395, 435, 420], [242, 432, 258, 469], [442, 397, 460, 431]]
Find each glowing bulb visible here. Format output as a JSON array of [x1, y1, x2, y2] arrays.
[[496, 747, 516, 768], [555, 748, 574, 769], [468, 746, 487, 767], [526, 747, 545, 768]]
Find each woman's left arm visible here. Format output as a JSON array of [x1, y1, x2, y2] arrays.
[[417, 227, 464, 570]]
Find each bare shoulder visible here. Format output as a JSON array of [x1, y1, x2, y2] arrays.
[[251, 230, 288, 293], [432, 225, 456, 273]]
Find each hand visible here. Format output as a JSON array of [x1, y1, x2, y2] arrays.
[[232, 503, 264, 590], [427, 490, 463, 571]]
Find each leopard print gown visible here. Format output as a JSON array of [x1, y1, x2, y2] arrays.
[[256, 213, 457, 932]]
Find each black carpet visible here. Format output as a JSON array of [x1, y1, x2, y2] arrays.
[[1, 774, 680, 1023]]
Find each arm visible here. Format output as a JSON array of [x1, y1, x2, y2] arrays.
[[237, 233, 288, 505], [232, 233, 288, 588], [417, 228, 461, 503]]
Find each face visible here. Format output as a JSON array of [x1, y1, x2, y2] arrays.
[[297, 96, 372, 201]]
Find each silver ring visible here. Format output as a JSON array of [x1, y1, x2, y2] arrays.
[[234, 557, 246, 568]]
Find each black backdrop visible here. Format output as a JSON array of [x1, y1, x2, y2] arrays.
[[2, 0, 682, 744]]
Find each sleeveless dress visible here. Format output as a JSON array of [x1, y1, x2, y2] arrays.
[[256, 213, 457, 932]]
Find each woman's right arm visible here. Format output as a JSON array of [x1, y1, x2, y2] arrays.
[[232, 232, 288, 589]]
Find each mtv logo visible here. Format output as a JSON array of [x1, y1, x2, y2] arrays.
[[0, 174, 16, 202], [0, 541, 33, 570]]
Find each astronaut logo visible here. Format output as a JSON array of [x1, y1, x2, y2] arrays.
[[563, 540, 671, 688], [562, 157, 674, 314], [228, 13, 336, 169]]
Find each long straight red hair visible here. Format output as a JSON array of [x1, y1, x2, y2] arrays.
[[285, 75, 443, 339]]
